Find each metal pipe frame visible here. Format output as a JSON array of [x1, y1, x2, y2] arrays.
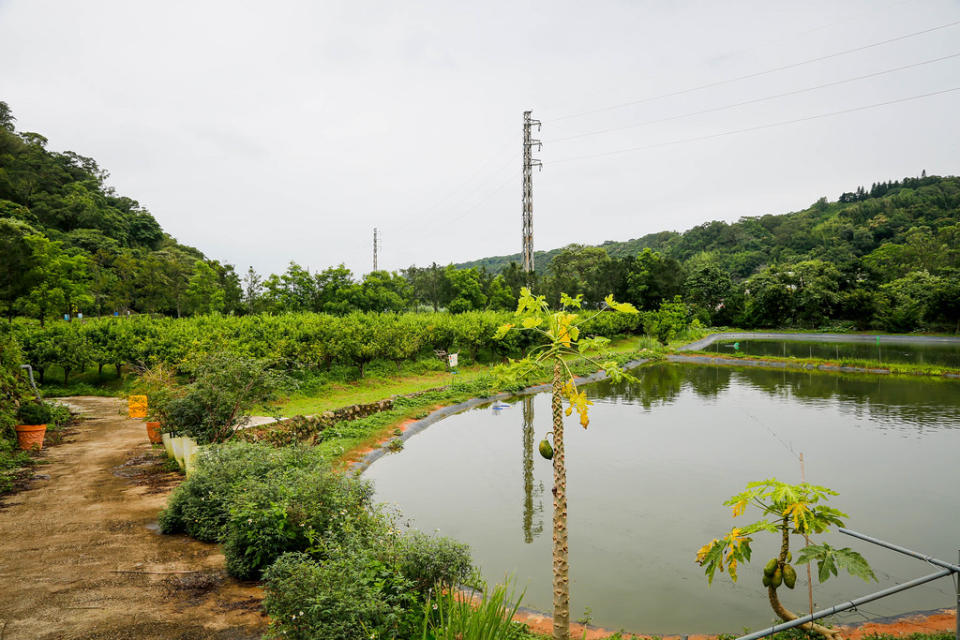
[[735, 528, 959, 640]]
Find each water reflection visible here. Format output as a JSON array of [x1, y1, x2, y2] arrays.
[[592, 363, 960, 432], [521, 395, 544, 543], [712, 339, 960, 368]]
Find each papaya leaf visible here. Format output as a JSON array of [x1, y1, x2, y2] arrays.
[[560, 292, 583, 309], [494, 323, 514, 340], [795, 543, 875, 583], [577, 336, 610, 354], [603, 294, 638, 314]]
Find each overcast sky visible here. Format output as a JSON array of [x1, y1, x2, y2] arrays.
[[2, 0, 959, 277]]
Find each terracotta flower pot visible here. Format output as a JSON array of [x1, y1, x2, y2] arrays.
[[145, 421, 163, 444], [15, 424, 47, 451]]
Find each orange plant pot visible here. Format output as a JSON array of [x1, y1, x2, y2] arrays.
[[145, 421, 163, 444], [15, 424, 47, 451]]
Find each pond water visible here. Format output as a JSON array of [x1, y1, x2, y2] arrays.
[[364, 363, 960, 634], [708, 338, 960, 368]]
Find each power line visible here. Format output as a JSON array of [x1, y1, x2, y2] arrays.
[[391, 139, 515, 225], [545, 19, 960, 123], [447, 170, 519, 225], [545, 52, 960, 144], [549, 86, 960, 165]]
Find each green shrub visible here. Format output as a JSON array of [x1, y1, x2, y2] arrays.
[[158, 442, 327, 541], [46, 402, 71, 428], [16, 401, 52, 425], [222, 466, 377, 580], [158, 353, 294, 444], [263, 550, 418, 640], [397, 531, 471, 595]]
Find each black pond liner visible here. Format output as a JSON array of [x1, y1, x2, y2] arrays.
[[350, 357, 651, 475]]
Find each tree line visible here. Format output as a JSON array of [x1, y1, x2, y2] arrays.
[[2, 100, 958, 332], [4, 310, 653, 384]]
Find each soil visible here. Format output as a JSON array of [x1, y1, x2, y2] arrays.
[[0, 397, 266, 640]]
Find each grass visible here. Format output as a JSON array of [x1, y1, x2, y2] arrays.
[[35, 363, 133, 398], [243, 340, 651, 466], [274, 336, 649, 418], [679, 349, 960, 378]]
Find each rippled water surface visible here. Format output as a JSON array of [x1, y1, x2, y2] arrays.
[[365, 364, 960, 634]]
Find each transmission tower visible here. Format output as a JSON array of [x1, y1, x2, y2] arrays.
[[373, 227, 379, 271], [522, 110, 541, 279]]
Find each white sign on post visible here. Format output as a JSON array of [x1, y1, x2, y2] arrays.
[[448, 353, 458, 369]]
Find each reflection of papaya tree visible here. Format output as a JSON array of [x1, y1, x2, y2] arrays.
[[495, 289, 638, 640], [521, 395, 544, 544]]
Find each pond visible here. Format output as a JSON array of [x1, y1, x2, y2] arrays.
[[364, 363, 960, 634], [706, 338, 960, 368]]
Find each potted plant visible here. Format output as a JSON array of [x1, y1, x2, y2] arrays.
[[15, 401, 53, 451], [134, 364, 181, 449]]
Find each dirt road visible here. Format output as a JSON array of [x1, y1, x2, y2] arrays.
[[0, 397, 266, 640]]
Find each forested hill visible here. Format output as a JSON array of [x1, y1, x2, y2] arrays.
[[0, 101, 239, 320], [455, 174, 960, 279]]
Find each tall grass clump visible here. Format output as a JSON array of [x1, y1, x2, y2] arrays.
[[420, 580, 527, 640]]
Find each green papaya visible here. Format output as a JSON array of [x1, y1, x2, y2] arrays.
[[771, 567, 783, 588], [763, 558, 778, 577], [787, 551, 792, 563], [539, 439, 554, 460], [762, 573, 772, 588], [783, 564, 797, 589]]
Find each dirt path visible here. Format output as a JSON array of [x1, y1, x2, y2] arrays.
[[0, 397, 266, 640]]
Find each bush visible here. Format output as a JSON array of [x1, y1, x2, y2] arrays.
[[158, 442, 328, 541], [223, 466, 377, 580], [263, 550, 418, 640], [397, 531, 471, 595], [156, 353, 294, 444], [46, 402, 71, 428], [15, 401, 52, 425]]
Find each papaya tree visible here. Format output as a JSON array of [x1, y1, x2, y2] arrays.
[[495, 288, 638, 640], [696, 479, 876, 640]]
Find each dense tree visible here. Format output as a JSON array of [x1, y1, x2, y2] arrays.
[[186, 260, 226, 315], [623, 248, 685, 311]]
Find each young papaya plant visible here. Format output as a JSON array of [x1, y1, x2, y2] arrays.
[[696, 479, 876, 640], [495, 288, 639, 640]]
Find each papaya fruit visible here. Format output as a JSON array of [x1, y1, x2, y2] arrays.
[[762, 573, 772, 588], [771, 567, 783, 588], [539, 439, 554, 460], [763, 558, 778, 577], [783, 564, 797, 589], [787, 551, 793, 563]]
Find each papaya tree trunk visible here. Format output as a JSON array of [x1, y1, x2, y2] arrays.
[[768, 518, 843, 640], [551, 360, 570, 640]]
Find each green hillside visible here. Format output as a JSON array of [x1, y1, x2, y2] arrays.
[[456, 175, 959, 278], [0, 101, 241, 320], [453, 175, 959, 331]]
